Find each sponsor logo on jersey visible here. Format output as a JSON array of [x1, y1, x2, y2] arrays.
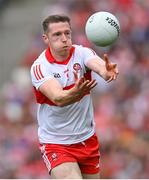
[[53, 73, 61, 78], [73, 63, 82, 71]]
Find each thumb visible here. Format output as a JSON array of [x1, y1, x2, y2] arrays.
[[112, 64, 117, 69], [103, 54, 110, 70], [73, 71, 78, 81]]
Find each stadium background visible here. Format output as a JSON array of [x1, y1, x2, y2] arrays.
[[0, 0, 149, 178]]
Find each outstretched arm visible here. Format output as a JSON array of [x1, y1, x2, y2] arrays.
[[86, 54, 119, 82], [39, 71, 97, 107]]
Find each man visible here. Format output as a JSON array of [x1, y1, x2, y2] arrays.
[[30, 14, 118, 179]]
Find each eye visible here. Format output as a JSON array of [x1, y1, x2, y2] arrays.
[[55, 32, 61, 36], [65, 31, 71, 36]]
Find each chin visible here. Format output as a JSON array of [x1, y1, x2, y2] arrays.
[[61, 50, 69, 56]]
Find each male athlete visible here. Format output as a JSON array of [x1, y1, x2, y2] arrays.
[[30, 15, 118, 179]]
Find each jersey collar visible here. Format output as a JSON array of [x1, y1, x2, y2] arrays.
[[45, 46, 75, 65]]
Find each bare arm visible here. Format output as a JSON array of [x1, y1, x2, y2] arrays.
[[39, 72, 97, 107], [86, 54, 119, 82]]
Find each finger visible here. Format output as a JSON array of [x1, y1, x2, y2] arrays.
[[73, 71, 78, 81], [80, 80, 90, 89], [86, 79, 96, 88], [73, 71, 79, 81], [77, 79, 89, 90], [84, 80, 97, 91], [107, 63, 117, 71], [113, 64, 117, 69], [113, 75, 117, 80], [115, 68, 119, 74], [103, 54, 109, 63], [77, 77, 85, 86], [83, 81, 98, 94], [112, 70, 119, 80], [103, 54, 110, 70], [89, 81, 97, 90], [107, 76, 114, 83]]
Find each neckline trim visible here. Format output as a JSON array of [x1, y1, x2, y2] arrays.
[[45, 46, 75, 65]]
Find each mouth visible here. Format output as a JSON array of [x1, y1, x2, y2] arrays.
[[63, 46, 68, 48], [63, 46, 70, 50]]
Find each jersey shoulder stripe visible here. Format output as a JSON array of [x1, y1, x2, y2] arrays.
[[38, 64, 44, 78], [33, 64, 44, 80]]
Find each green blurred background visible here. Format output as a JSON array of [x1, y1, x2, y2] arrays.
[[0, 0, 149, 178]]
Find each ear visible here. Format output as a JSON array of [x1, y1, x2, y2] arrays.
[[42, 33, 49, 44]]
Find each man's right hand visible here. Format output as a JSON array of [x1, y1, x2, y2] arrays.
[[73, 71, 97, 96]]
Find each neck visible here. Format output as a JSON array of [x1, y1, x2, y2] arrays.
[[50, 49, 70, 62]]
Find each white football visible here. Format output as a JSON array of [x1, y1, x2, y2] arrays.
[[85, 11, 120, 47]]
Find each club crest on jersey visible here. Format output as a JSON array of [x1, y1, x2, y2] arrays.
[[73, 63, 82, 71], [51, 153, 58, 161]]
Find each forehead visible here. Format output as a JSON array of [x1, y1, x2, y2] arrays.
[[48, 22, 71, 33]]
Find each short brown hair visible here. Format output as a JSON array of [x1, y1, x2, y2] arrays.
[[42, 14, 71, 33]]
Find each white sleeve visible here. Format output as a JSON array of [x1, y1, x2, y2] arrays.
[[82, 47, 101, 66], [30, 63, 53, 89]]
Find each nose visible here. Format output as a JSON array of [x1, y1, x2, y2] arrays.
[[61, 33, 67, 42]]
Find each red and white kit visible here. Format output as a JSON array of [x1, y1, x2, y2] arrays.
[[30, 44, 100, 145], [30, 44, 101, 174]]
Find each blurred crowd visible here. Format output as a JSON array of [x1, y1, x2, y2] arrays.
[[0, 0, 149, 178]]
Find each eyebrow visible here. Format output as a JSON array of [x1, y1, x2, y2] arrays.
[[52, 30, 71, 36], [52, 31, 61, 35]]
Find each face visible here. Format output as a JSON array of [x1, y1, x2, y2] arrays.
[[43, 22, 72, 56]]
